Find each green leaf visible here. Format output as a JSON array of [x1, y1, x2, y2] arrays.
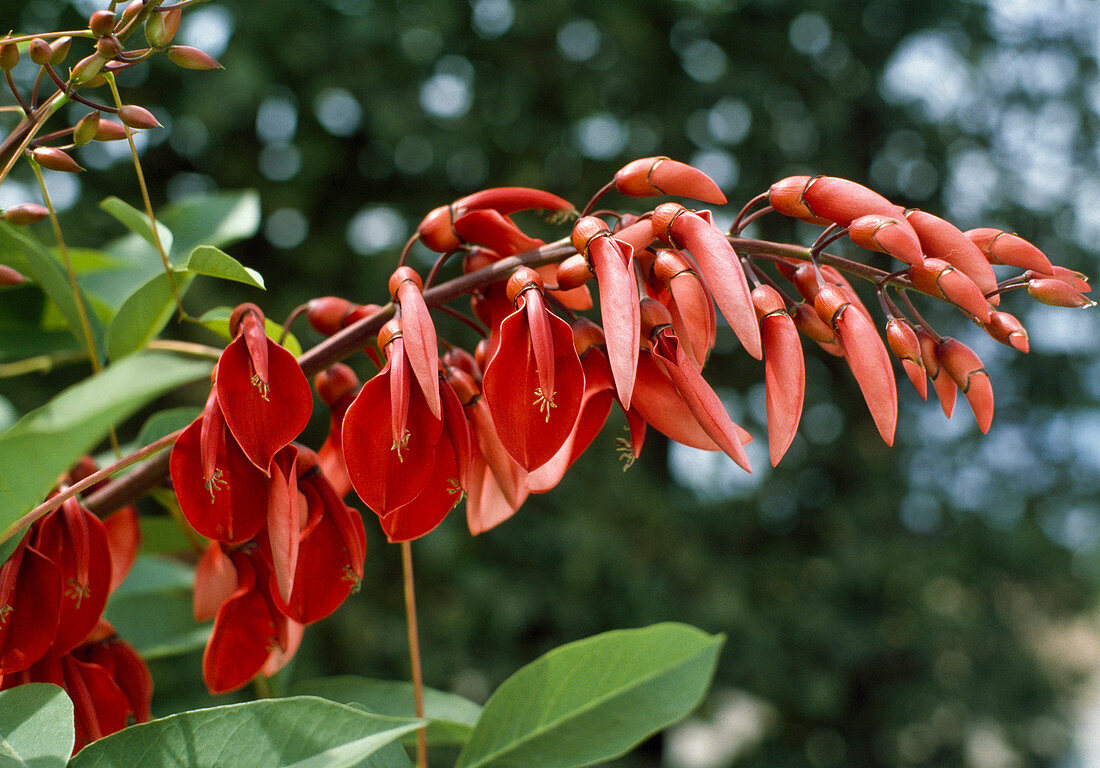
[[199, 306, 302, 356], [135, 406, 202, 448], [112, 554, 194, 598], [0, 683, 75, 767], [158, 190, 262, 264], [68, 697, 423, 768], [0, 351, 213, 538], [186, 245, 265, 289], [61, 248, 126, 275], [104, 554, 206, 659], [99, 196, 174, 255], [105, 271, 194, 360], [290, 676, 482, 747], [454, 623, 724, 768], [0, 222, 105, 362]]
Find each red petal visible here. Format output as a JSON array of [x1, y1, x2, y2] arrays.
[[342, 363, 443, 515], [194, 542, 237, 622], [202, 554, 281, 694], [217, 335, 312, 471], [34, 499, 112, 655], [381, 437, 463, 542], [760, 311, 805, 466], [453, 209, 544, 255], [482, 306, 584, 471], [0, 544, 62, 674], [905, 210, 1000, 304], [102, 506, 140, 594], [669, 210, 762, 359], [396, 280, 441, 418], [631, 352, 723, 452], [589, 236, 640, 407], [170, 416, 269, 543], [829, 299, 898, 445], [266, 446, 302, 605], [614, 157, 727, 204], [466, 397, 528, 509]]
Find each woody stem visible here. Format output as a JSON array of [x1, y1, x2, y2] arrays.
[[402, 541, 428, 768]]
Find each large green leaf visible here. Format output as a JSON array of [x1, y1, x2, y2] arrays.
[[157, 190, 262, 265], [454, 623, 724, 768], [290, 676, 482, 747], [68, 697, 423, 768], [0, 222, 105, 362], [0, 352, 213, 539], [0, 684, 74, 767], [105, 271, 194, 360], [99, 197, 174, 255], [186, 245, 265, 289]]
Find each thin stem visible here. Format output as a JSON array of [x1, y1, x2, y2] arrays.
[[146, 339, 224, 358], [401, 541, 428, 768], [424, 247, 465, 289], [1, 428, 183, 545], [279, 304, 309, 346], [730, 192, 769, 234], [29, 161, 102, 374], [437, 303, 488, 337], [897, 290, 941, 341], [104, 72, 185, 319], [0, 31, 96, 45], [5, 70, 32, 116], [732, 204, 774, 235], [581, 180, 615, 217], [398, 233, 419, 268], [42, 64, 119, 113], [0, 349, 89, 377], [0, 92, 67, 185]]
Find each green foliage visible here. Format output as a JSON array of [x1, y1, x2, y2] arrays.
[[455, 623, 724, 768], [67, 697, 422, 768], [0, 684, 74, 768], [290, 676, 482, 748], [0, 352, 212, 541]]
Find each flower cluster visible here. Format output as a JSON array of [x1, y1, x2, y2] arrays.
[[169, 304, 365, 693], [0, 460, 149, 752], [301, 158, 1091, 545]]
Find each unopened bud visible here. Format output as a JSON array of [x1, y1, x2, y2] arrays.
[[69, 53, 105, 85], [555, 253, 592, 291], [73, 111, 101, 146], [984, 310, 1029, 353], [121, 0, 143, 26], [639, 297, 673, 339], [3, 204, 49, 226], [117, 104, 161, 130], [96, 36, 122, 59], [166, 45, 221, 71], [49, 36, 71, 66], [28, 38, 52, 66], [145, 7, 182, 49], [0, 265, 26, 286], [505, 266, 543, 305], [0, 43, 18, 71], [31, 146, 83, 173], [93, 120, 127, 141], [1027, 277, 1096, 308], [89, 10, 116, 37]]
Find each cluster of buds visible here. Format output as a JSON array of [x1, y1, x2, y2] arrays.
[[0, 2, 219, 193], [0, 459, 149, 752], [298, 158, 1090, 547], [168, 305, 365, 693]]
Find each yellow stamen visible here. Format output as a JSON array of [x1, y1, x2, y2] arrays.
[[533, 387, 557, 422], [391, 429, 411, 461], [65, 578, 91, 609], [205, 469, 226, 502]]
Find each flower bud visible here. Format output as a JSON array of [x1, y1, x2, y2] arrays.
[[166, 45, 222, 71], [117, 104, 161, 130], [93, 119, 128, 141], [145, 7, 182, 49], [32, 146, 83, 173], [121, 0, 144, 26], [1027, 278, 1096, 308], [505, 266, 543, 305], [73, 111, 101, 146], [28, 38, 53, 66], [3, 203, 49, 226], [555, 253, 592, 291], [0, 265, 26, 286], [49, 36, 72, 65], [89, 10, 116, 37], [315, 364, 360, 407], [387, 266, 422, 299], [69, 53, 105, 85], [96, 36, 122, 60], [0, 43, 18, 71], [984, 310, 1029, 353], [639, 297, 673, 339]]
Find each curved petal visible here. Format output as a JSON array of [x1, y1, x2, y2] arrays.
[[760, 311, 805, 466], [589, 236, 640, 407], [0, 544, 62, 674]]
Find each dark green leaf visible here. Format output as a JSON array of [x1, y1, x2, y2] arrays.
[[135, 406, 203, 448], [105, 271, 194, 360], [290, 676, 482, 747], [0, 352, 213, 540], [0, 683, 74, 767], [186, 245, 265, 289], [157, 190, 262, 265], [99, 197, 174, 255], [0, 222, 105, 361], [68, 697, 423, 768], [455, 623, 724, 768]]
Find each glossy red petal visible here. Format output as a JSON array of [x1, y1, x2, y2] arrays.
[[63, 653, 132, 749], [34, 499, 112, 655], [101, 506, 140, 594], [84, 635, 152, 725], [202, 554, 280, 694], [453, 208, 544, 256], [938, 337, 994, 433], [847, 214, 923, 266], [482, 306, 584, 471], [170, 416, 269, 544], [396, 280, 441, 419], [466, 396, 528, 510], [381, 436, 463, 542], [194, 542, 237, 622], [966, 228, 1054, 275], [0, 544, 62, 674], [905, 209, 1000, 305], [801, 176, 910, 227], [217, 334, 312, 471], [342, 363, 443, 515], [632, 351, 723, 452], [918, 329, 957, 419], [759, 310, 805, 466], [266, 445, 302, 606], [614, 157, 727, 204], [588, 235, 640, 406]]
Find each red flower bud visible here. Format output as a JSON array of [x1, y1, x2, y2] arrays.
[[117, 104, 161, 130], [166, 45, 222, 71], [3, 203, 49, 226], [145, 7, 182, 48], [69, 53, 105, 86], [28, 38, 52, 66], [555, 253, 592, 290], [1027, 277, 1096, 308], [96, 36, 122, 59], [93, 120, 128, 142], [89, 10, 117, 37], [32, 147, 83, 173], [0, 43, 18, 71], [0, 265, 26, 286]]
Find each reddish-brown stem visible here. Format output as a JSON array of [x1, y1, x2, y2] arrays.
[[897, 290, 941, 342], [424, 247, 465, 289], [730, 192, 769, 234], [402, 541, 428, 768], [4, 71, 32, 116], [398, 233, 419, 268], [42, 64, 119, 114], [279, 303, 309, 346], [581, 180, 616, 218], [437, 303, 488, 337]]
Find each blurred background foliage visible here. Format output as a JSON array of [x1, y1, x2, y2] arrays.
[[2, 0, 1099, 766]]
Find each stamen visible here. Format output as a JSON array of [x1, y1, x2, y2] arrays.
[[250, 374, 270, 402], [532, 387, 557, 422], [391, 429, 411, 461], [341, 565, 362, 593], [65, 578, 91, 609], [0, 604, 12, 626], [204, 468, 226, 502], [616, 436, 636, 471]]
